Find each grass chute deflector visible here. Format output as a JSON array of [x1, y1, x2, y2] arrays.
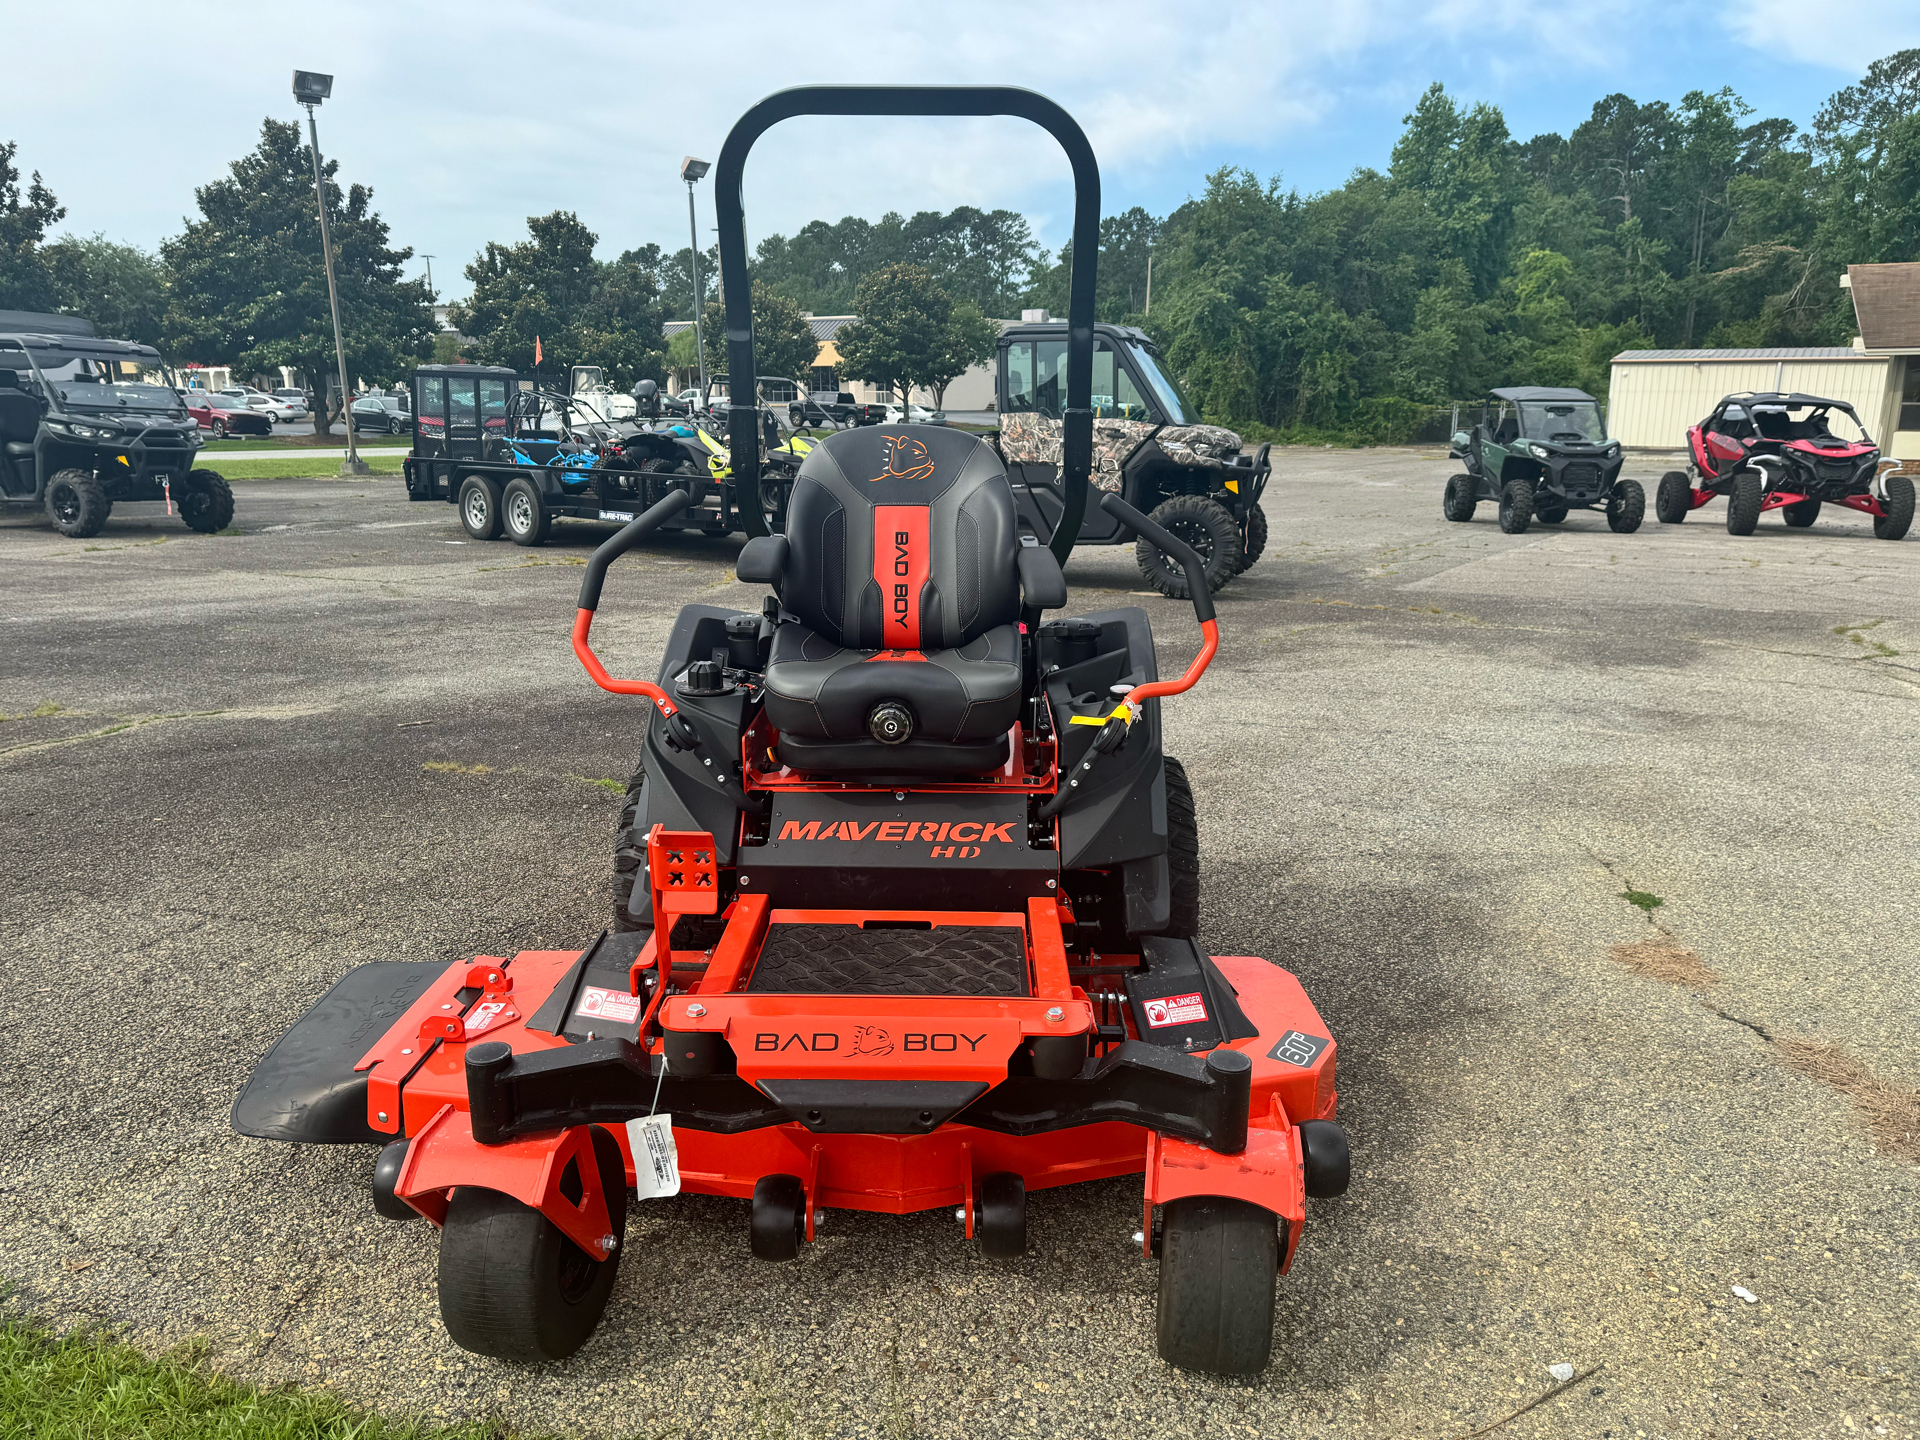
[[714, 86, 1100, 564]]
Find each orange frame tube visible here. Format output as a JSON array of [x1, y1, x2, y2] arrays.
[[572, 608, 680, 715]]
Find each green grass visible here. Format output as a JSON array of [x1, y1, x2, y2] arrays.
[[212, 455, 407, 481], [0, 1316, 477, 1439], [195, 435, 411, 452], [1619, 888, 1664, 914]]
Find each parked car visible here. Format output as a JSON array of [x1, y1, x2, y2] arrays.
[[184, 391, 273, 438], [351, 395, 412, 435], [883, 402, 937, 425], [247, 394, 305, 423], [270, 387, 312, 417]]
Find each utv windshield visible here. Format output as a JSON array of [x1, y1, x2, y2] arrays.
[[1518, 401, 1604, 444], [1127, 342, 1199, 426], [29, 349, 184, 414]]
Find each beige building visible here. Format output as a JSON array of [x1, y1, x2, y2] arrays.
[[666, 314, 1002, 412], [1608, 262, 1920, 471]]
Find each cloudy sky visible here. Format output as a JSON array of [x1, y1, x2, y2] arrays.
[[5, 0, 1912, 301]]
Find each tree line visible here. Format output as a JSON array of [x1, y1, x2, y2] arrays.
[[2, 52, 1911, 441]]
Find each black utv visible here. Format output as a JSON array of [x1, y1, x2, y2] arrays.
[[1445, 386, 1640, 534], [0, 315, 232, 538]]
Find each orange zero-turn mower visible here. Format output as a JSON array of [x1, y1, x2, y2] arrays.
[[232, 85, 1349, 1377]]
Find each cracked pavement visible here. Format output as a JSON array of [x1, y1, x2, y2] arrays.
[[0, 449, 1914, 1438]]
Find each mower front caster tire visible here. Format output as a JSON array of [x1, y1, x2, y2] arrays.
[[371, 1139, 412, 1220], [1654, 471, 1692, 523], [978, 1172, 1027, 1259], [436, 1125, 627, 1362], [503, 475, 551, 546], [1155, 1195, 1278, 1376], [751, 1174, 807, 1261]]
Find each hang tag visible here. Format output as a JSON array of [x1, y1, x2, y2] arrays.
[[163, 475, 173, 516], [626, 1113, 680, 1199]]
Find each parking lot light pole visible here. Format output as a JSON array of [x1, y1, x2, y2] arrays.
[[681, 157, 711, 407], [294, 70, 368, 476]]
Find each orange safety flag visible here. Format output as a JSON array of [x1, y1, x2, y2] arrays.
[[534, 336, 543, 367]]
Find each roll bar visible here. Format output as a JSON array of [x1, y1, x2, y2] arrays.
[[714, 86, 1100, 565]]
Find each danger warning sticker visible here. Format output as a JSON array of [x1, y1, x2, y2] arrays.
[[576, 986, 641, 1024], [1142, 992, 1208, 1029], [465, 1000, 513, 1036]]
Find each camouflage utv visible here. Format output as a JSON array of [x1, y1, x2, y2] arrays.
[[992, 320, 1271, 597]]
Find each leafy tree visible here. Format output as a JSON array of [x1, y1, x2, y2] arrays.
[[452, 211, 668, 390], [42, 235, 166, 347], [836, 264, 983, 414], [752, 207, 1039, 316], [0, 141, 64, 311], [162, 120, 432, 435], [623, 241, 716, 323], [700, 279, 817, 386]]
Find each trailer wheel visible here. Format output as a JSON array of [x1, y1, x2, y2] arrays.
[[1497, 478, 1533, 534], [1134, 495, 1239, 599], [436, 1126, 627, 1362], [1726, 471, 1763, 536], [1782, 496, 1822, 528], [1155, 1195, 1278, 1376], [1655, 471, 1691, 524], [1875, 477, 1915, 541], [1606, 478, 1644, 534], [1442, 474, 1477, 522], [458, 475, 504, 540], [503, 475, 550, 546], [46, 469, 110, 538], [177, 469, 234, 534]]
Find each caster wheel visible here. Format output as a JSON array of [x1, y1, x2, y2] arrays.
[[435, 1126, 627, 1361], [371, 1138, 413, 1220], [751, 1174, 806, 1261], [1155, 1195, 1278, 1375], [977, 1172, 1026, 1258]]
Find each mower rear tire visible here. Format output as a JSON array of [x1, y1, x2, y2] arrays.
[[1782, 495, 1822, 528], [1874, 477, 1914, 540], [459, 475, 504, 540], [1606, 479, 1645, 534], [1233, 502, 1268, 573], [503, 475, 550, 547], [1155, 1195, 1278, 1376], [612, 760, 650, 932], [1160, 756, 1200, 939], [436, 1125, 627, 1362], [1726, 471, 1763, 535], [1655, 471, 1692, 523], [46, 469, 110, 538], [1498, 478, 1533, 534], [751, 1174, 807, 1262], [177, 469, 234, 534], [1442, 474, 1477, 522], [1135, 495, 1239, 599], [978, 1172, 1027, 1259]]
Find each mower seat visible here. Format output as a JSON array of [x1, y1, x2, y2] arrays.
[[754, 425, 1030, 774]]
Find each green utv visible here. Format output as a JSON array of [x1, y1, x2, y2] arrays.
[[1444, 386, 1641, 535]]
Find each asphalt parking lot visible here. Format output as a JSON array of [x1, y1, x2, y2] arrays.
[[1, 449, 1914, 1439]]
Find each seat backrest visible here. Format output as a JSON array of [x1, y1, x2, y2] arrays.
[[781, 425, 1020, 651], [0, 373, 42, 444]]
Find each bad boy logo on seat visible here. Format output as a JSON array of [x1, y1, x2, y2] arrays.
[[869, 433, 936, 483]]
